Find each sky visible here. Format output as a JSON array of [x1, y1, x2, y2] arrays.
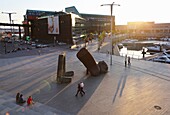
[[0, 0, 170, 25]]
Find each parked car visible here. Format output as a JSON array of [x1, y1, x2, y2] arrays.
[[151, 55, 170, 64], [7, 39, 12, 43], [36, 44, 43, 48], [31, 43, 36, 48], [35, 44, 49, 48], [163, 50, 170, 58]]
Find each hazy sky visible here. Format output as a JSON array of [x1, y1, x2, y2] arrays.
[[0, 0, 169, 25]]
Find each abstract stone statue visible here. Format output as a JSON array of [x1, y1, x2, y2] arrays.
[[57, 52, 73, 83], [77, 48, 100, 76], [98, 61, 108, 73]]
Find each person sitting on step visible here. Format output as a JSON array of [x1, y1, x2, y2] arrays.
[[27, 96, 34, 106], [16, 92, 20, 104], [18, 94, 26, 104]]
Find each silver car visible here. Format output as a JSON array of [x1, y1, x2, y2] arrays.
[[163, 51, 170, 59], [152, 55, 170, 64]]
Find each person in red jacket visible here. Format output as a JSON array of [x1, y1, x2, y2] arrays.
[[27, 96, 34, 106]]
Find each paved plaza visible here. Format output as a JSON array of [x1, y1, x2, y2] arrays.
[[0, 39, 170, 115]]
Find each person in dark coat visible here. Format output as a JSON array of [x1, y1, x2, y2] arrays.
[[18, 94, 26, 104], [125, 55, 127, 67], [16, 92, 20, 103], [75, 83, 83, 97], [80, 82, 85, 95], [128, 56, 131, 66]]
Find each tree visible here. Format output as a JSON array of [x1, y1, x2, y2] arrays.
[[98, 31, 106, 43]]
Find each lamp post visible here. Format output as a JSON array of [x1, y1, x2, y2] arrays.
[[2, 12, 16, 24], [101, 2, 120, 65], [2, 12, 16, 32]]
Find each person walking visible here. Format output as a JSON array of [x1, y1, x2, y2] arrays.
[[128, 56, 131, 66], [75, 82, 85, 97], [75, 83, 82, 97], [80, 82, 85, 95], [125, 55, 127, 67]]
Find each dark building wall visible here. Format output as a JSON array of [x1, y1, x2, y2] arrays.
[[31, 14, 73, 44]]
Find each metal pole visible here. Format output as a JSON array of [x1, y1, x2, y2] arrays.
[[110, 5, 113, 65], [1, 12, 16, 32], [101, 2, 120, 65]]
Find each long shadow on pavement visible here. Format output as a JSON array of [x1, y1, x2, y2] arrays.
[[112, 67, 129, 104]]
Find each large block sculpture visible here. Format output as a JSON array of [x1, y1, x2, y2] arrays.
[[57, 52, 73, 83], [77, 48, 100, 76]]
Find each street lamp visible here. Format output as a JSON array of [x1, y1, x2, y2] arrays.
[[101, 2, 120, 65], [2, 12, 16, 24], [2, 12, 16, 33]]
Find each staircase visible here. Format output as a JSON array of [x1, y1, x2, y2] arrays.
[[0, 90, 69, 115]]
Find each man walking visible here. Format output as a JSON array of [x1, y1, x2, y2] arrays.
[[125, 55, 127, 67], [128, 56, 131, 66], [75, 82, 85, 97], [80, 82, 85, 95]]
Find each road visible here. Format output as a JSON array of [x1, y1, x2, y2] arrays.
[[0, 39, 100, 99]]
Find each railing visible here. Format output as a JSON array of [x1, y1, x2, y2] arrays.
[[120, 52, 142, 60], [120, 51, 153, 60]]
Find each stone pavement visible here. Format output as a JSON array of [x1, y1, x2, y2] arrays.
[[0, 39, 170, 115], [0, 90, 68, 115]]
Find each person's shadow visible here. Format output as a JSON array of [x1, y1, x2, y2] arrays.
[[112, 68, 129, 103]]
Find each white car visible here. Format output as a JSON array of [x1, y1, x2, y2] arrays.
[[152, 55, 170, 64]]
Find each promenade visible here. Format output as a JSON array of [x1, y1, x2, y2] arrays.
[[0, 39, 170, 115]]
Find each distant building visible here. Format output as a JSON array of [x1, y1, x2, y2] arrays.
[[23, 6, 115, 44], [116, 22, 170, 39], [65, 6, 114, 34], [23, 10, 73, 44]]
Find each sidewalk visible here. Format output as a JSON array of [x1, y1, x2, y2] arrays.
[[0, 38, 170, 115]]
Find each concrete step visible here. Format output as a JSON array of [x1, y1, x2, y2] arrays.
[[0, 90, 69, 115]]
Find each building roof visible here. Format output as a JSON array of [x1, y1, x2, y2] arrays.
[[80, 13, 110, 17], [65, 6, 80, 15], [26, 9, 56, 16]]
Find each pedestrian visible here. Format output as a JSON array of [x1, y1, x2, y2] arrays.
[[80, 82, 85, 95], [142, 48, 146, 58], [75, 82, 85, 97], [27, 96, 34, 106], [16, 92, 20, 103], [75, 83, 82, 97], [125, 55, 127, 67], [128, 56, 131, 66], [98, 41, 100, 50], [18, 94, 26, 104]]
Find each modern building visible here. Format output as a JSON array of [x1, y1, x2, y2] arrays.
[[23, 6, 115, 44], [65, 6, 114, 34], [23, 10, 73, 44]]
